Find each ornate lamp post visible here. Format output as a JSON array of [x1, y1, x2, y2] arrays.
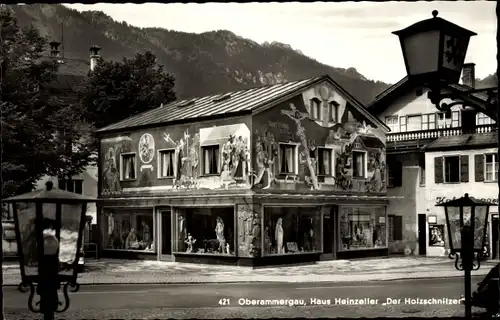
[[3, 181, 96, 320], [437, 194, 491, 319]]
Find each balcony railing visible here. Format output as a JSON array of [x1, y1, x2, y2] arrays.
[[387, 124, 497, 142]]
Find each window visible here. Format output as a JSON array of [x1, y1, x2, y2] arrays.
[[339, 206, 387, 250], [102, 209, 155, 252], [174, 207, 235, 255], [419, 166, 426, 186], [328, 101, 339, 122], [485, 154, 498, 182], [352, 151, 366, 178], [158, 149, 175, 178], [317, 148, 333, 175], [263, 206, 322, 256], [406, 115, 422, 132], [388, 215, 403, 241], [279, 144, 297, 174], [478, 112, 496, 125], [120, 153, 136, 180], [309, 98, 322, 121], [387, 160, 402, 188], [444, 156, 460, 183], [202, 145, 220, 175], [437, 111, 459, 128], [58, 179, 83, 194], [421, 113, 436, 130], [385, 116, 399, 133], [399, 116, 407, 132], [451, 111, 460, 127]]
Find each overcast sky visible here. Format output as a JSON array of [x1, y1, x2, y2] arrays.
[[65, 2, 496, 84]]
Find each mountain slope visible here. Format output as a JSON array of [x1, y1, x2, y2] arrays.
[[7, 5, 396, 104]]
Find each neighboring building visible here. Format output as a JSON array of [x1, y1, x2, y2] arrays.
[[368, 63, 499, 258], [96, 75, 393, 266]]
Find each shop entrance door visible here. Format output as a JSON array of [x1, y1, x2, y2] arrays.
[[492, 218, 499, 259], [323, 215, 333, 254], [160, 210, 172, 259], [418, 214, 426, 255]]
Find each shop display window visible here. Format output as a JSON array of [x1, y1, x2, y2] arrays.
[[102, 209, 155, 252], [339, 206, 387, 251], [174, 207, 235, 255], [263, 206, 321, 256]]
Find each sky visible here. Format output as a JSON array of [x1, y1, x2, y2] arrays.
[[65, 2, 497, 84]]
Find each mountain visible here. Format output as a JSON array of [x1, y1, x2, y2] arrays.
[[476, 73, 497, 88], [8, 4, 391, 105]]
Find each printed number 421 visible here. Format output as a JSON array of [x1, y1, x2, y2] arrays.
[[219, 298, 230, 306]]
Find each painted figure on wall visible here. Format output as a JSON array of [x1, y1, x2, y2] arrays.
[[163, 130, 200, 189], [366, 148, 386, 192], [221, 135, 250, 180], [253, 131, 278, 189], [237, 204, 261, 257], [101, 136, 132, 194]]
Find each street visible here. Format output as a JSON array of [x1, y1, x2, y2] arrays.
[[3, 276, 485, 319]]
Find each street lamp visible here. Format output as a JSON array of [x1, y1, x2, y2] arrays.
[[392, 10, 496, 114], [3, 181, 96, 320], [437, 193, 491, 319]]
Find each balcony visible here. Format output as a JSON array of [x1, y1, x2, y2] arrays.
[[387, 124, 497, 142]]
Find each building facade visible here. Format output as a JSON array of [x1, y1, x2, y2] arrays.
[[96, 75, 393, 266], [369, 63, 499, 258]]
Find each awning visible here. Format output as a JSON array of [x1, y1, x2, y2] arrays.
[[200, 123, 250, 146]]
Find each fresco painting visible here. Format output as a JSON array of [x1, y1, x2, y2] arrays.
[[138, 133, 155, 173], [253, 130, 278, 189], [163, 129, 200, 190], [237, 203, 262, 257], [101, 136, 132, 194]]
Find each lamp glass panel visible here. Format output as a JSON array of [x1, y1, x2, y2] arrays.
[[59, 204, 84, 275], [402, 30, 440, 76], [463, 206, 472, 226], [42, 203, 59, 256], [473, 206, 488, 251], [446, 206, 461, 251], [16, 203, 38, 276]]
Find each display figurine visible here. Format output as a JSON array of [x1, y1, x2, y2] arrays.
[[185, 233, 196, 253], [275, 217, 284, 254], [215, 217, 226, 253], [226, 243, 230, 255]]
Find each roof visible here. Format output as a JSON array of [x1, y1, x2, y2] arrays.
[[422, 131, 497, 151], [98, 74, 389, 134], [42, 57, 89, 91]]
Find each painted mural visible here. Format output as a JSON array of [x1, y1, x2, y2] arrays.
[[138, 133, 155, 173], [101, 136, 132, 195], [237, 203, 262, 257], [252, 82, 387, 193], [163, 129, 200, 189]]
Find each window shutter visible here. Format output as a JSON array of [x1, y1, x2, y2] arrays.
[[434, 157, 444, 184], [394, 215, 403, 241], [460, 155, 469, 182], [475, 154, 485, 182]]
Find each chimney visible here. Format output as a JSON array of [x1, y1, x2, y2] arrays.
[[89, 45, 101, 72], [461, 63, 476, 88], [49, 41, 61, 58]]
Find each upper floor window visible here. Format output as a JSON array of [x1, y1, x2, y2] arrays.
[[58, 179, 83, 194], [279, 143, 297, 174], [317, 147, 333, 176], [419, 157, 426, 186], [477, 112, 496, 125], [421, 113, 436, 130], [328, 101, 340, 123], [485, 154, 498, 182], [437, 111, 460, 128], [435, 155, 469, 184], [202, 145, 220, 175], [352, 151, 366, 178], [387, 159, 402, 188], [385, 116, 398, 133], [444, 156, 460, 183], [120, 153, 137, 180], [406, 115, 422, 132], [158, 149, 175, 178], [309, 98, 322, 121]]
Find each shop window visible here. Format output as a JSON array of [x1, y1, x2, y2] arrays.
[[485, 153, 499, 182], [102, 209, 155, 252], [444, 156, 460, 183], [388, 215, 403, 241], [328, 101, 339, 123], [421, 113, 436, 130], [279, 143, 297, 174], [58, 179, 83, 194], [173, 207, 235, 255], [339, 206, 387, 250], [202, 145, 220, 175], [263, 206, 321, 256], [352, 151, 366, 178], [158, 149, 175, 178], [309, 98, 322, 121], [317, 148, 333, 176], [120, 153, 136, 180], [385, 116, 399, 133]]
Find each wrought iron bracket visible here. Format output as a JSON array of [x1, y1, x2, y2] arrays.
[[448, 251, 481, 271], [18, 281, 80, 314], [427, 86, 496, 114]]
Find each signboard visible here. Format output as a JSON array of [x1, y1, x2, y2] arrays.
[[435, 196, 499, 206], [429, 225, 445, 247]]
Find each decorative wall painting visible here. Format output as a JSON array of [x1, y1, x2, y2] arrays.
[[138, 133, 155, 173], [101, 136, 132, 194]]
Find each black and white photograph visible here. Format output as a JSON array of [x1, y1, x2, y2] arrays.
[[1, 1, 498, 319]]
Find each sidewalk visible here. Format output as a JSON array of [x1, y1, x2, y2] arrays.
[[3, 256, 498, 285]]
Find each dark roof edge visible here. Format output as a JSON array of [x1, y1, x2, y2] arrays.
[[423, 143, 498, 152]]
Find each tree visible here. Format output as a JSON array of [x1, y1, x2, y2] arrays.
[[1, 7, 94, 198], [77, 51, 176, 129]]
